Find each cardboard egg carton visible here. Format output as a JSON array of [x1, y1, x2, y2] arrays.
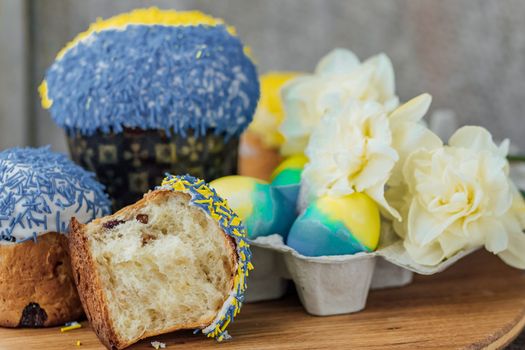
[[245, 235, 478, 316]]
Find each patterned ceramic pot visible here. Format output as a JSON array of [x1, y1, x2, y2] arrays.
[[67, 129, 239, 210]]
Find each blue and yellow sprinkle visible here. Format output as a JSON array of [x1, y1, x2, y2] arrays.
[[61, 321, 82, 332]]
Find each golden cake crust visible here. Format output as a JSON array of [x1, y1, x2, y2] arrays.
[[239, 130, 282, 181], [0, 232, 83, 327], [69, 217, 121, 349]]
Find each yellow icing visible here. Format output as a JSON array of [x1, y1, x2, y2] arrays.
[[270, 154, 308, 181], [210, 176, 267, 222], [56, 7, 237, 60], [317, 193, 380, 250], [243, 46, 256, 62], [38, 81, 53, 109], [248, 72, 301, 148]]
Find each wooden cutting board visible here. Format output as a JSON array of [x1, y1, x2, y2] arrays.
[[1, 250, 524, 350]]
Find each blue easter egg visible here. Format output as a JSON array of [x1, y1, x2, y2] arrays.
[[210, 176, 296, 239], [287, 193, 381, 256]]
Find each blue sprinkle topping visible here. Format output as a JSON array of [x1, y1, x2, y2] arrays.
[[0, 146, 111, 243], [44, 24, 260, 139]]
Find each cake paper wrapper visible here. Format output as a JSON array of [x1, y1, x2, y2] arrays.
[[67, 129, 239, 210]]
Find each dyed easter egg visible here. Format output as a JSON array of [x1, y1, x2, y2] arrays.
[[270, 155, 308, 207], [210, 176, 296, 239], [287, 193, 380, 256], [270, 155, 308, 187]]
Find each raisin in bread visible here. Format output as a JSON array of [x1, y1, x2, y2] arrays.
[[69, 175, 252, 349]]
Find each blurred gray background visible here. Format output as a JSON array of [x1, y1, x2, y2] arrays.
[[1, 0, 524, 153], [0, 1, 525, 347]]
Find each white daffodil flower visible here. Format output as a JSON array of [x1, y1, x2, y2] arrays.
[[390, 126, 525, 268], [280, 48, 399, 156], [300, 99, 400, 219], [300, 93, 439, 221], [387, 93, 443, 187]]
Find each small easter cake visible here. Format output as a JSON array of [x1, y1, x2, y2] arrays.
[[239, 72, 300, 180], [40, 7, 260, 209], [287, 193, 381, 256], [69, 174, 252, 349], [0, 147, 111, 327]]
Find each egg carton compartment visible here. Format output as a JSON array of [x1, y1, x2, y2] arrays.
[[370, 258, 413, 290], [376, 240, 479, 275], [246, 235, 375, 315], [244, 244, 289, 303], [246, 235, 480, 315], [284, 250, 375, 316]]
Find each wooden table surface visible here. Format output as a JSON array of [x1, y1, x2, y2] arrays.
[[1, 251, 524, 350]]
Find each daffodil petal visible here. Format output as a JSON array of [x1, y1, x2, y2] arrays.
[[449, 126, 509, 158], [497, 229, 525, 269], [315, 48, 360, 75], [404, 239, 446, 266], [408, 200, 459, 246], [366, 183, 400, 221], [389, 93, 432, 124]]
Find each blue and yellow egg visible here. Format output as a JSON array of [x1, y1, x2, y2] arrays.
[[270, 154, 307, 207], [210, 176, 296, 240], [287, 193, 380, 256], [270, 155, 307, 187]]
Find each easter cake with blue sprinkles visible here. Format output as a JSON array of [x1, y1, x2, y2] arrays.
[[0, 146, 111, 328], [68, 174, 252, 349], [0, 146, 111, 244], [39, 7, 260, 139]]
